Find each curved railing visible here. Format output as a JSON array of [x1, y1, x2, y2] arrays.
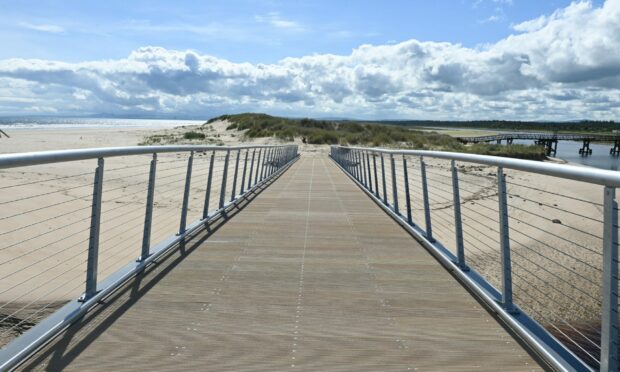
[[331, 145, 618, 372], [0, 144, 298, 370]]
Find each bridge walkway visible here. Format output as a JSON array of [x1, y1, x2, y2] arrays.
[[22, 155, 539, 371]]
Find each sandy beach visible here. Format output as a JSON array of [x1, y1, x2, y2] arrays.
[[0, 122, 607, 352]]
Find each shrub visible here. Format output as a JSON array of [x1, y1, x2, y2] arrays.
[[183, 131, 206, 140]]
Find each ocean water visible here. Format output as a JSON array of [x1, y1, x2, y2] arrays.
[[0, 117, 204, 131], [510, 139, 619, 171]]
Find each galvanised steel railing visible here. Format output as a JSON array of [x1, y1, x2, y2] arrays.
[[0, 144, 298, 370], [331, 145, 619, 372]]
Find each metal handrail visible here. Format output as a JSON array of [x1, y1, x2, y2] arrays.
[[341, 146, 620, 187], [0, 144, 286, 169], [0, 144, 299, 370], [331, 145, 618, 372]]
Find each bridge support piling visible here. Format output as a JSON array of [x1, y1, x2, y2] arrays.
[[579, 139, 592, 156], [497, 167, 517, 314], [140, 153, 157, 261], [506, 138, 513, 145], [611, 140, 620, 156], [420, 157, 434, 242], [600, 186, 618, 372], [82, 157, 104, 301], [179, 152, 194, 235]]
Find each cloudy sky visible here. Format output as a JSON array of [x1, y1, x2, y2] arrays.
[[0, 0, 617, 120]]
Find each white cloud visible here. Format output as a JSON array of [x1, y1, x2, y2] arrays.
[[255, 12, 303, 31], [19, 22, 64, 33], [479, 14, 502, 23], [0, 1, 619, 120]]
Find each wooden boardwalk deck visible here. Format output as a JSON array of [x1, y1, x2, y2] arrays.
[[23, 155, 540, 371]]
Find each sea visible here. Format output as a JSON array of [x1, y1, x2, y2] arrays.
[[0, 117, 203, 131]]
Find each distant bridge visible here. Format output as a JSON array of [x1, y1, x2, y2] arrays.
[[457, 132, 620, 156]]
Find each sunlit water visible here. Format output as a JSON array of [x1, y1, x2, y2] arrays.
[[0, 117, 204, 131], [509, 139, 619, 171]]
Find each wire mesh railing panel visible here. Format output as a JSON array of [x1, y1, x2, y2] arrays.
[[331, 145, 619, 371]]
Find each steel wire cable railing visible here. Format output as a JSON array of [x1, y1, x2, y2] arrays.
[[331, 145, 619, 372], [0, 144, 298, 370]]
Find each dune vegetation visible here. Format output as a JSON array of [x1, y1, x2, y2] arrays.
[[208, 113, 546, 160]]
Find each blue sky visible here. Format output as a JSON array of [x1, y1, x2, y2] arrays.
[[0, 0, 617, 120], [0, 0, 603, 63]]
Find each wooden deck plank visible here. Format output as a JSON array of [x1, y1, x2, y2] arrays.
[[23, 155, 540, 371]]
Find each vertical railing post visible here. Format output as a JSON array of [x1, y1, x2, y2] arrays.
[[219, 150, 230, 209], [230, 149, 241, 201], [254, 149, 262, 185], [261, 149, 269, 181], [264, 148, 271, 179], [240, 150, 249, 194], [390, 154, 399, 214], [361, 150, 368, 187], [451, 160, 467, 270], [497, 167, 516, 313], [403, 155, 412, 225], [601, 186, 618, 372], [140, 153, 157, 261], [372, 153, 379, 198], [178, 152, 194, 235], [366, 151, 373, 193], [355, 151, 361, 181], [380, 154, 387, 205], [202, 151, 215, 219], [269, 148, 276, 176], [351, 150, 357, 179], [420, 157, 434, 242], [83, 157, 104, 301], [248, 149, 256, 189]]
